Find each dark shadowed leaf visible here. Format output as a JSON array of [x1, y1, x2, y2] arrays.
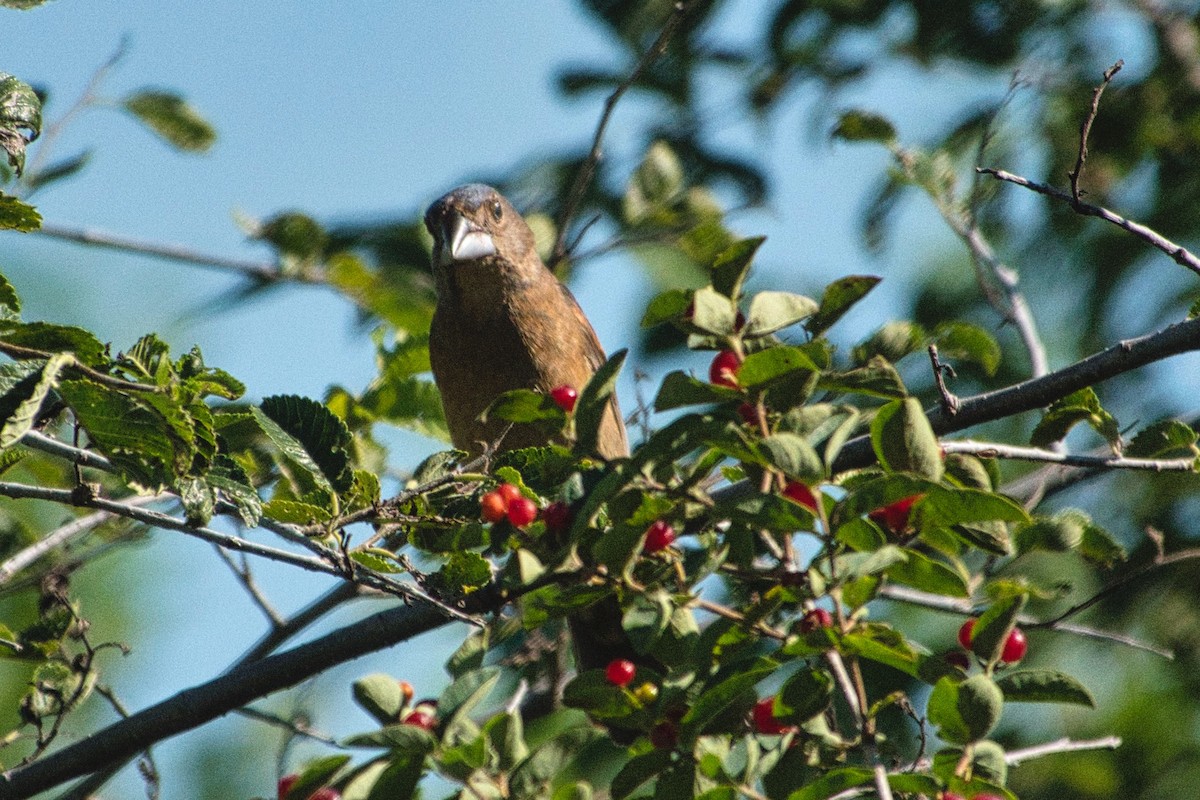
[[805, 275, 881, 337], [996, 670, 1094, 706]]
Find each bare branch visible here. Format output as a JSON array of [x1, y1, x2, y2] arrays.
[[213, 547, 284, 628], [33, 222, 286, 283], [1069, 61, 1124, 203], [231, 582, 366, 669], [1004, 735, 1122, 766], [927, 345, 959, 415], [979, 167, 1200, 277], [832, 315, 1200, 473], [0, 602, 446, 799], [941, 439, 1196, 472], [20, 430, 113, 471], [550, 1, 696, 267]]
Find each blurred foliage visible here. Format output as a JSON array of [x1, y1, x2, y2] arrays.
[[2, 1, 1200, 798]]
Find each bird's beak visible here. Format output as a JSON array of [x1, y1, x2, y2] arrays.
[[438, 212, 497, 266]]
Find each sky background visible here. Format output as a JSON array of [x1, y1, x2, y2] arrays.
[[0, 2, 1101, 798]]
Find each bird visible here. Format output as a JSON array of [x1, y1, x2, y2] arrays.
[[424, 183, 637, 672], [424, 183, 627, 459]]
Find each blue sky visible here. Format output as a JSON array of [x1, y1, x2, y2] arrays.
[[0, 2, 1020, 796]]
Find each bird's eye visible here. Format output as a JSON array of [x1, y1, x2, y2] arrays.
[[490, 201, 503, 221]]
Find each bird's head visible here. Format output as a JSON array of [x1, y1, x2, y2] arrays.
[[424, 184, 541, 288]]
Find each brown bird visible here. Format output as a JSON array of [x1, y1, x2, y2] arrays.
[[425, 183, 627, 459], [425, 184, 636, 673]]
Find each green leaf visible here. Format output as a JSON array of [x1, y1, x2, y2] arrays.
[[447, 629, 489, 679], [871, 397, 944, 481], [259, 211, 327, 261], [485, 710, 529, 772], [624, 140, 684, 224], [262, 498, 332, 525], [0, 1, 53, 8], [1030, 388, 1120, 450], [350, 549, 404, 574], [831, 110, 897, 143], [711, 237, 765, 301], [680, 665, 774, 739], [688, 286, 740, 335], [0, 353, 66, 448], [817, 357, 907, 399], [738, 346, 820, 389], [836, 624, 922, 677], [438, 666, 501, 724], [1015, 511, 1086, 554], [853, 321, 926, 366], [0, 193, 41, 232], [778, 667, 834, 722], [885, 548, 969, 597], [623, 589, 673, 655], [437, 550, 491, 593], [653, 370, 740, 411], [282, 755, 351, 800], [123, 90, 215, 152], [787, 767, 873, 800], [484, 388, 566, 424], [574, 348, 626, 457], [207, 456, 261, 525], [760, 432, 824, 483], [996, 669, 1095, 707], [612, 750, 674, 800], [0, 73, 41, 175], [933, 321, 1001, 376], [25, 150, 91, 191], [1077, 519, 1126, 567], [927, 674, 1003, 744], [0, 321, 106, 366], [343, 724, 436, 751], [1126, 419, 1199, 459], [256, 395, 354, 493], [641, 288, 692, 328], [805, 275, 881, 337], [743, 291, 818, 338], [971, 594, 1027, 664], [353, 673, 406, 724], [0, 272, 20, 319]]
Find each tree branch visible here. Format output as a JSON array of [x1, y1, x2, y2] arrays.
[[550, 0, 696, 267], [940, 439, 1196, 472], [832, 315, 1200, 473], [0, 602, 446, 799], [1068, 61, 1123, 203], [979, 167, 1200, 277]]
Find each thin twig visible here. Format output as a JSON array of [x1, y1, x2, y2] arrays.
[[20, 430, 113, 471], [927, 345, 959, 415], [550, 1, 695, 267], [213, 547, 285, 627], [33, 222, 286, 283], [0, 344, 160, 394], [233, 706, 340, 747], [940, 439, 1196, 471], [978, 167, 1200, 277], [231, 582, 366, 669], [1069, 61, 1124, 203], [0, 495, 165, 586], [1004, 735, 1122, 766]]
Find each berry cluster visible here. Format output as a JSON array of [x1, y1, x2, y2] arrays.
[[479, 483, 538, 528], [957, 618, 1028, 664]]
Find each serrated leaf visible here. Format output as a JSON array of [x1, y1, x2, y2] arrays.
[[743, 291, 818, 338], [574, 348, 626, 457], [886, 548, 969, 597], [0, 272, 20, 318], [1126, 419, 1198, 459], [1077, 520, 1126, 567], [207, 456, 262, 526], [0, 353, 66, 448], [805, 275, 881, 337], [0, 193, 41, 232], [0, 73, 41, 175], [871, 397, 944, 481], [123, 90, 215, 152], [0, 321, 106, 365], [1031, 388, 1120, 450], [996, 669, 1094, 706], [711, 237, 765, 301], [256, 395, 354, 493], [832, 110, 896, 143], [934, 321, 1001, 376], [437, 550, 491, 593], [262, 498, 332, 525], [353, 673, 406, 724], [351, 549, 404, 574]]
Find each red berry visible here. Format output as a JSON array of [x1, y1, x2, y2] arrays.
[[752, 696, 789, 735], [800, 608, 833, 633], [957, 618, 976, 650], [403, 709, 436, 730], [709, 350, 743, 388], [497, 483, 523, 504], [643, 520, 676, 553], [938, 794, 967, 800], [1001, 627, 1028, 663], [649, 720, 679, 749], [541, 501, 572, 533], [308, 790, 340, 800], [737, 401, 761, 427], [506, 496, 538, 528], [278, 775, 298, 800], [971, 795, 1004, 800], [605, 658, 636, 687], [480, 491, 507, 523], [868, 494, 922, 533], [782, 481, 818, 511], [398, 680, 414, 704], [549, 385, 578, 413]]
